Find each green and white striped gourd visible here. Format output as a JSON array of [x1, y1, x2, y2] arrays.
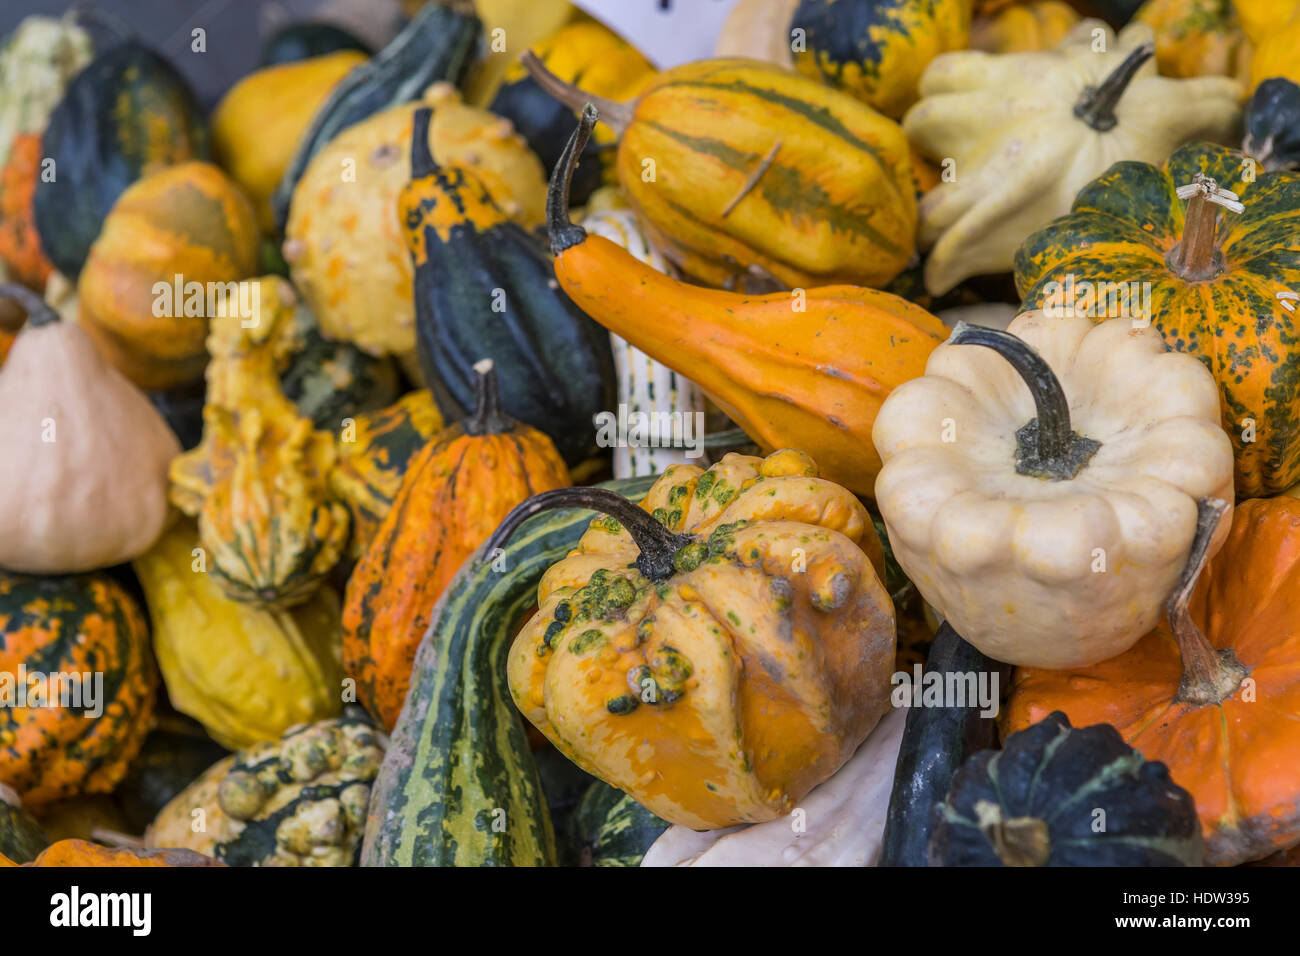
[[579, 209, 706, 478]]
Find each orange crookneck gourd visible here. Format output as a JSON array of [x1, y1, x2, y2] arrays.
[[1004, 496, 1300, 866], [494, 449, 896, 830], [169, 276, 349, 610]]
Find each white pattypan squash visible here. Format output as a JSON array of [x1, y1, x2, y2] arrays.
[[904, 21, 1241, 295]]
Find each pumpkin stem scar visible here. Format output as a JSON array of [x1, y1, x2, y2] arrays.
[[0, 282, 59, 329], [547, 104, 596, 256], [721, 141, 783, 218], [973, 799, 1051, 867], [461, 360, 514, 436], [482, 487, 694, 582], [1169, 173, 1240, 281], [949, 322, 1100, 480], [522, 50, 632, 136], [1168, 498, 1250, 706], [1073, 42, 1154, 133]]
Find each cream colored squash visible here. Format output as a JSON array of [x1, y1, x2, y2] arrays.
[[0, 284, 179, 573], [713, 0, 800, 68], [641, 706, 906, 867], [903, 21, 1241, 295], [872, 312, 1234, 669]]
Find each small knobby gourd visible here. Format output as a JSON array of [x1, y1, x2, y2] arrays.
[[0, 284, 180, 573], [169, 276, 350, 609], [363, 477, 659, 868], [713, 0, 800, 68], [1006, 497, 1300, 866], [211, 50, 367, 232], [1244, 78, 1300, 173], [270, 0, 482, 233], [329, 389, 444, 560], [284, 83, 547, 357], [546, 108, 947, 496], [76, 161, 261, 390], [490, 20, 656, 206], [791, 0, 971, 119], [1134, 0, 1251, 84], [32, 39, 209, 279], [1, 839, 225, 868], [402, 107, 614, 466], [872, 313, 1234, 669], [1015, 141, 1300, 497], [0, 569, 157, 811], [500, 449, 896, 830], [578, 207, 706, 480], [132, 518, 344, 751], [642, 705, 907, 866], [148, 707, 385, 867], [969, 0, 1079, 52], [343, 360, 570, 731], [932, 712, 1203, 866], [524, 54, 917, 290], [904, 21, 1241, 295]]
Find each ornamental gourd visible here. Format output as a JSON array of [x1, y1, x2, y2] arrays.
[[904, 21, 1241, 295], [547, 107, 947, 496], [132, 518, 344, 751], [402, 107, 614, 465], [1244, 78, 1300, 173], [1244, 1, 1300, 95], [2, 839, 225, 867], [1135, 0, 1250, 82], [169, 276, 350, 609], [791, 0, 971, 119], [343, 360, 571, 731], [0, 569, 157, 811], [0, 284, 179, 573], [148, 707, 385, 866], [932, 712, 1203, 866], [33, 39, 209, 278], [1015, 141, 1300, 497], [714, 0, 800, 68], [211, 50, 367, 232], [872, 313, 1235, 669], [500, 449, 896, 830], [524, 55, 917, 290], [283, 84, 547, 357], [260, 21, 371, 65], [0, 783, 48, 863], [1005, 497, 1300, 865], [970, 0, 1079, 52], [76, 161, 261, 390], [569, 782, 669, 867]]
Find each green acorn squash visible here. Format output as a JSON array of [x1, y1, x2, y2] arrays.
[[362, 475, 656, 868], [32, 39, 209, 278]]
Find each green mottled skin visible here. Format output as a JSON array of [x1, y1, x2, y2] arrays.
[[1015, 142, 1300, 497], [568, 780, 668, 867], [361, 476, 656, 867]]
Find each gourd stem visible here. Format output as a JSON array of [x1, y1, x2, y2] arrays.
[[1073, 43, 1154, 132], [1167, 498, 1249, 706], [521, 51, 632, 135], [0, 283, 59, 330], [483, 486, 694, 582], [548, 103, 596, 255], [1169, 173, 1239, 281], [462, 359, 515, 436], [409, 106, 437, 178], [974, 801, 1051, 867], [949, 322, 1098, 480]]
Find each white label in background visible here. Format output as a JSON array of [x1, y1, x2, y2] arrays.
[[570, 0, 743, 69]]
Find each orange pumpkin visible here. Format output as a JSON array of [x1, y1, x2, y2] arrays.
[[0, 134, 53, 289], [1004, 496, 1300, 866], [1, 838, 224, 867], [342, 360, 571, 730]]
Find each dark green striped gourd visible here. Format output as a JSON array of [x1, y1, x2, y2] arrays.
[[361, 475, 656, 867], [568, 781, 669, 867], [270, 0, 481, 234]]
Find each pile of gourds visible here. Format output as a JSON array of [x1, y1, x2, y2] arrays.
[[1, 0, 1299, 869]]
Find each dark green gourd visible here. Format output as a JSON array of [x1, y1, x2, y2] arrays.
[[260, 22, 372, 66], [403, 106, 615, 466]]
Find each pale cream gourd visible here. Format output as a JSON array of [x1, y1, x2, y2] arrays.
[[0, 284, 179, 573], [903, 21, 1241, 295], [872, 312, 1234, 669], [713, 0, 799, 69], [640, 706, 906, 867]]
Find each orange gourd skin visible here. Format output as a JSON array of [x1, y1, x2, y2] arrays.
[[506, 450, 896, 830], [0, 134, 54, 289], [342, 373, 570, 731], [2, 839, 224, 867], [1004, 496, 1300, 866], [0, 572, 157, 811]]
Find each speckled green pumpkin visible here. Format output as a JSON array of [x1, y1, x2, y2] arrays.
[[361, 475, 656, 868], [1015, 141, 1300, 498]]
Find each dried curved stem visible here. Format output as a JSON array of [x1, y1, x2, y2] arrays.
[[521, 50, 633, 135]]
